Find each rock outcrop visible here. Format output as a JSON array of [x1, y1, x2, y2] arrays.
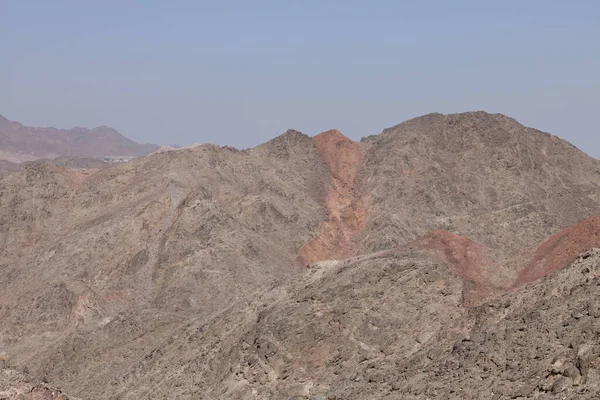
[[298, 129, 366, 265]]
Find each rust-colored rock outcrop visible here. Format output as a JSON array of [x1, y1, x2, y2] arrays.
[[406, 230, 493, 304], [409, 230, 487, 287], [516, 216, 600, 286], [298, 130, 366, 265]]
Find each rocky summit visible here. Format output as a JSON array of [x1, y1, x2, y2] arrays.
[[2, 111, 600, 399]]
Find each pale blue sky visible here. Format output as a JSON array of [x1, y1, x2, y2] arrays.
[[1, 1, 599, 156]]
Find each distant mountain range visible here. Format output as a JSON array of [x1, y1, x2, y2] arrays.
[[0, 114, 159, 163]]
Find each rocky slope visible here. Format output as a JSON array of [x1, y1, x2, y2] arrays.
[[16, 244, 599, 399], [0, 157, 109, 181], [357, 112, 600, 285], [2, 111, 600, 399], [0, 366, 78, 400], [0, 114, 158, 162], [298, 129, 365, 265]]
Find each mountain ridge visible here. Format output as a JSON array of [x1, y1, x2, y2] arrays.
[[0, 114, 159, 162], [2, 111, 600, 398]]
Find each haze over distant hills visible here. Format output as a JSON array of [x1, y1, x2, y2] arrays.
[[1, 111, 600, 399], [0, 114, 159, 163]]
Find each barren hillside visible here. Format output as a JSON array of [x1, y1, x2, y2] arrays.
[[2, 112, 600, 399], [357, 112, 600, 284]]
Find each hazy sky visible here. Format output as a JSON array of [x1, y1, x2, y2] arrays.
[[2, 1, 599, 156]]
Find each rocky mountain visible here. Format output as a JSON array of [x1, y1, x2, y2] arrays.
[[1, 111, 600, 399], [0, 114, 159, 162]]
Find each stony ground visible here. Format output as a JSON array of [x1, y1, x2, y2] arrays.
[[0, 366, 78, 399], [2, 111, 600, 399]]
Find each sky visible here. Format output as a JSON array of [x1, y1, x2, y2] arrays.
[[1, 1, 599, 156]]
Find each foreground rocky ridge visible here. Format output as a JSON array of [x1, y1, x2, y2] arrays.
[[13, 245, 600, 399], [2, 111, 600, 398]]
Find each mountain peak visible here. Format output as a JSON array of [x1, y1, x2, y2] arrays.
[[92, 125, 117, 132], [314, 129, 353, 143], [250, 128, 314, 160]]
